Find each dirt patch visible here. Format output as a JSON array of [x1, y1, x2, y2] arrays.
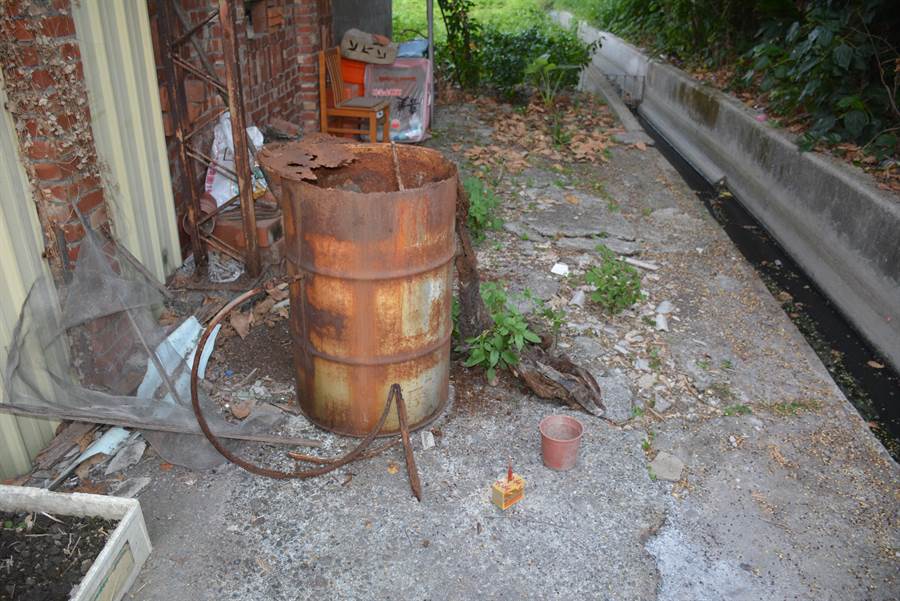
[[1, 512, 117, 601], [212, 317, 295, 384]]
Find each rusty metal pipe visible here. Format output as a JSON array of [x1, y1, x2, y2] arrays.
[[189, 276, 406, 479]]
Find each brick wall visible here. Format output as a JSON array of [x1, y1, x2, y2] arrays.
[[147, 0, 328, 238], [0, 0, 111, 272]]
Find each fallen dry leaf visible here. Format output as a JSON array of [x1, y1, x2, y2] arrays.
[[564, 193, 580, 205], [867, 360, 885, 369], [252, 297, 276, 320], [229, 311, 253, 339], [387, 461, 399, 474], [633, 141, 647, 151], [160, 462, 173, 471], [266, 286, 289, 302]]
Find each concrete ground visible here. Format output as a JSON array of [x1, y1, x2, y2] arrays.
[[125, 99, 899, 601]]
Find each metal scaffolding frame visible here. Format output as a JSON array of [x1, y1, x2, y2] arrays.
[[156, 0, 261, 278]]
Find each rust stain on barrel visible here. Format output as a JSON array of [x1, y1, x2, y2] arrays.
[[260, 142, 457, 436]]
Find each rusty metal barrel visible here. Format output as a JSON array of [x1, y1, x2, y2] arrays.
[[259, 142, 457, 436]]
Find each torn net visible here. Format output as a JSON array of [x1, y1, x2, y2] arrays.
[[2, 231, 282, 469]]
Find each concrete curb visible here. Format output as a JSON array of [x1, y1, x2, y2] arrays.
[[554, 12, 900, 370]]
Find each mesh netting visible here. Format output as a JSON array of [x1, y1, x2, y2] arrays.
[[2, 230, 282, 469]]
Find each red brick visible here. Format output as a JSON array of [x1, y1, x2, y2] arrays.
[[40, 15, 76, 38], [45, 202, 73, 223], [56, 112, 78, 130], [9, 19, 35, 41], [88, 206, 108, 229], [77, 189, 104, 213], [31, 69, 54, 89], [33, 162, 63, 180], [67, 244, 81, 264], [62, 221, 85, 243], [28, 140, 58, 160], [18, 46, 39, 67], [184, 78, 206, 103], [59, 42, 80, 61]]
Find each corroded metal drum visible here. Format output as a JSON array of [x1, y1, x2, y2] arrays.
[[260, 142, 457, 436]]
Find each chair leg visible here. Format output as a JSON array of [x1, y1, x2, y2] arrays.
[[369, 114, 377, 143], [382, 107, 391, 143]]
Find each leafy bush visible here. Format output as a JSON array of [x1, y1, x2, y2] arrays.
[[463, 282, 541, 382], [740, 2, 899, 157], [584, 244, 642, 313], [554, 0, 899, 156], [525, 53, 581, 107], [463, 175, 502, 242], [478, 24, 597, 100]]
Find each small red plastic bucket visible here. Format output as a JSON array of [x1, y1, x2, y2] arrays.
[[539, 415, 584, 471]]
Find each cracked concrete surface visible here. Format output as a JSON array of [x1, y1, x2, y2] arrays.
[[126, 100, 899, 601]]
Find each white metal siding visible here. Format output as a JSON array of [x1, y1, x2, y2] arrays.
[[73, 0, 182, 282], [1, 2, 181, 477], [0, 73, 58, 479]]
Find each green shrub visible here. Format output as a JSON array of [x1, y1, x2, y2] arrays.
[[462, 282, 542, 381], [554, 0, 899, 157], [478, 24, 597, 100], [463, 175, 502, 242], [584, 244, 642, 313]]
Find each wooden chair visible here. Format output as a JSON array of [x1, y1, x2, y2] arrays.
[[319, 47, 391, 142]]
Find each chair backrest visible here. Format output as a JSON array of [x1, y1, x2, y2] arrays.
[[322, 47, 346, 105]]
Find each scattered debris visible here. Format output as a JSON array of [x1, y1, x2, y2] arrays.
[[569, 289, 586, 307], [655, 313, 669, 331], [229, 399, 256, 420], [104, 435, 146, 475], [624, 258, 660, 271], [420, 430, 436, 450], [551, 262, 570, 276]]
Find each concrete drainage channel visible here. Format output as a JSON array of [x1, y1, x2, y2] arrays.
[[551, 12, 900, 457]]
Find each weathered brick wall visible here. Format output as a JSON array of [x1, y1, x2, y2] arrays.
[[0, 0, 111, 272], [149, 1, 325, 132], [147, 0, 328, 238]]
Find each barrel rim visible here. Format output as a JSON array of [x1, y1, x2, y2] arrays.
[[266, 143, 459, 195]]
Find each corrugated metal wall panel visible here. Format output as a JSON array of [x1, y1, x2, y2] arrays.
[[0, 73, 58, 480], [73, 0, 182, 282]]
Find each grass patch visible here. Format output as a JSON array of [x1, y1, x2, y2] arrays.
[[723, 403, 752, 417]]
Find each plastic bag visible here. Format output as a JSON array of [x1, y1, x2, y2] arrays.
[[204, 112, 266, 207], [364, 58, 433, 143]]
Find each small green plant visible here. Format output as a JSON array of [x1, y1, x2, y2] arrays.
[[525, 53, 581, 108], [696, 358, 711, 371], [584, 245, 642, 314], [709, 382, 736, 401], [463, 175, 502, 243], [649, 347, 662, 371], [632, 405, 645, 418], [641, 207, 653, 217], [607, 199, 620, 212], [522, 288, 567, 343], [723, 403, 752, 416], [642, 429, 655, 453], [451, 296, 461, 340], [720, 359, 734, 370], [462, 282, 542, 382]]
